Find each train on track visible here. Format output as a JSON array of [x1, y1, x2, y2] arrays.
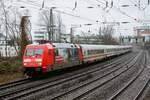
[[23, 43, 132, 76]]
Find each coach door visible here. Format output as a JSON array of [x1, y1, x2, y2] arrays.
[[69, 48, 79, 64]]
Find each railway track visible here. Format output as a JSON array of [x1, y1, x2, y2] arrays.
[[137, 50, 150, 100], [0, 53, 130, 90], [134, 79, 150, 100], [0, 52, 133, 99], [48, 51, 143, 100], [1, 51, 140, 100], [77, 51, 147, 100], [0, 52, 136, 100], [108, 51, 150, 100], [0, 78, 30, 90], [109, 51, 149, 100]]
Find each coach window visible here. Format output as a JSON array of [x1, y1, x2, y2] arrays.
[[84, 50, 88, 56], [87, 50, 89, 55], [75, 48, 78, 54], [58, 48, 67, 62], [72, 48, 75, 57], [100, 49, 104, 53], [69, 48, 73, 58], [107, 49, 109, 52]]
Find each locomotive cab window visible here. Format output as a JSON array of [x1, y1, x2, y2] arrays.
[[35, 49, 43, 55], [25, 48, 43, 56]]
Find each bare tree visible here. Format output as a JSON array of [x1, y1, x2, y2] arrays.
[[38, 9, 65, 42], [0, 0, 31, 57], [57, 12, 62, 42], [0, 1, 8, 57], [38, 9, 55, 42], [20, 16, 30, 57], [97, 25, 118, 45]]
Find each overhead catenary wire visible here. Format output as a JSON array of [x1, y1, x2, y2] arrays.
[[95, 0, 106, 5], [128, 0, 149, 10], [15, 0, 147, 25], [88, 0, 116, 21], [113, 6, 139, 23], [16, 0, 124, 24], [14, 0, 98, 23]]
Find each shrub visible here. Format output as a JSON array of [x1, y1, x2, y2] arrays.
[[0, 57, 22, 74]]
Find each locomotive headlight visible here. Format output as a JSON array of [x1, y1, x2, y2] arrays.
[[23, 63, 27, 65], [24, 59, 31, 62], [35, 59, 42, 62], [38, 62, 42, 65]]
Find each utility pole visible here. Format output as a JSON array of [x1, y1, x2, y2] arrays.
[[70, 27, 73, 43], [58, 12, 62, 43], [5, 14, 8, 57], [138, 0, 141, 10], [49, 8, 54, 42]]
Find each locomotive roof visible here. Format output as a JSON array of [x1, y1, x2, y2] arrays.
[[52, 43, 76, 48]]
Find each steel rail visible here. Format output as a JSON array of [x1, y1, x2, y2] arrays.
[[0, 78, 30, 90], [133, 79, 150, 100], [42, 52, 142, 100], [50, 52, 142, 100], [109, 52, 146, 100]]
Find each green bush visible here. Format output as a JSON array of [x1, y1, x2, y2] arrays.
[[0, 57, 22, 74]]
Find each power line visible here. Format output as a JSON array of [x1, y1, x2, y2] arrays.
[[129, 0, 138, 5], [113, 6, 139, 22], [15, 0, 97, 22], [95, 0, 105, 5], [128, 0, 148, 10], [54, 9, 96, 22], [85, 0, 99, 7], [83, 0, 117, 25]]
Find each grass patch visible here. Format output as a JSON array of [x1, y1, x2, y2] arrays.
[[0, 57, 23, 74], [0, 72, 23, 84], [0, 57, 24, 84]]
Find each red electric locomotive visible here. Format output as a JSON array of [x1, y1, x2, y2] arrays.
[[23, 43, 83, 76]]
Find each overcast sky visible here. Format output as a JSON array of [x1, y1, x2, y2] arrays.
[[11, 0, 150, 37]]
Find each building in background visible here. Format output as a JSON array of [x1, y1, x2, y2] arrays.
[[33, 27, 48, 43], [0, 33, 18, 57], [73, 34, 103, 44], [33, 21, 66, 43], [134, 26, 150, 42]]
